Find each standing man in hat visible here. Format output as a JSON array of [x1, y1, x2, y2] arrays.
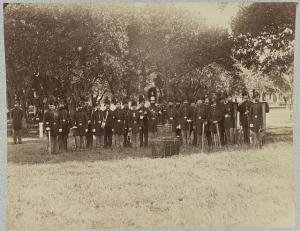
[[249, 92, 269, 146], [223, 94, 234, 145], [174, 99, 182, 139], [207, 94, 223, 149], [128, 100, 139, 148], [179, 98, 192, 145], [72, 101, 88, 151], [103, 98, 113, 148], [138, 95, 149, 147], [44, 100, 60, 154], [238, 93, 253, 144], [148, 95, 159, 142], [166, 99, 176, 137], [113, 100, 125, 150], [11, 100, 24, 144], [58, 100, 71, 151], [193, 97, 208, 149], [122, 99, 130, 147], [84, 101, 94, 149], [92, 102, 104, 149]]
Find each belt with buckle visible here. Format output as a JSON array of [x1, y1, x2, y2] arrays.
[[184, 116, 187, 119]]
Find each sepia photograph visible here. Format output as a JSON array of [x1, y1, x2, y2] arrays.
[[4, 1, 297, 229]]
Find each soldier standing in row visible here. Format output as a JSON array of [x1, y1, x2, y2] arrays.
[[174, 99, 182, 138], [193, 98, 208, 148], [85, 101, 94, 149], [138, 95, 149, 147], [123, 99, 130, 147], [238, 93, 253, 144], [92, 103, 104, 149], [208, 95, 223, 148], [73, 102, 88, 151], [58, 101, 71, 151], [250, 92, 269, 146], [180, 99, 192, 145], [223, 93, 235, 145], [113, 100, 125, 150], [103, 98, 113, 148], [166, 99, 176, 137], [11, 100, 23, 144], [44, 101, 60, 154], [128, 100, 139, 148], [148, 95, 159, 142]]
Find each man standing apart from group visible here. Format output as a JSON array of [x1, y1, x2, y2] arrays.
[[11, 100, 23, 144]]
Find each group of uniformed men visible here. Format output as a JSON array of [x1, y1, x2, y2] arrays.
[[39, 90, 269, 154]]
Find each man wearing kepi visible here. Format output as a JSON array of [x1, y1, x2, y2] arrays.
[[58, 100, 71, 151], [148, 88, 159, 141], [44, 100, 60, 154], [92, 102, 104, 149], [138, 95, 149, 147], [223, 93, 234, 145], [250, 92, 269, 146], [113, 99, 125, 150], [208, 94, 222, 149], [128, 100, 139, 148], [84, 101, 94, 149], [11, 100, 23, 144], [122, 99, 130, 147], [166, 98, 176, 137], [238, 92, 253, 144], [103, 97, 113, 148], [179, 98, 192, 145], [193, 97, 207, 149], [73, 101, 88, 151]]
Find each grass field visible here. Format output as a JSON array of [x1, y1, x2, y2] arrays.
[[7, 108, 295, 229]]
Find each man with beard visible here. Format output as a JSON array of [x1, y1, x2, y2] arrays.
[[72, 101, 88, 151], [193, 97, 208, 150], [44, 100, 60, 154], [92, 102, 104, 149], [58, 100, 71, 151], [128, 100, 139, 148]]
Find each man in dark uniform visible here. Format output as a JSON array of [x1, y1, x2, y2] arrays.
[[223, 93, 234, 145], [122, 99, 130, 147], [166, 99, 176, 137], [58, 100, 71, 151], [179, 99, 192, 145], [128, 100, 139, 148], [190, 101, 197, 146], [159, 98, 168, 125], [193, 98, 208, 149], [217, 93, 226, 146], [250, 92, 269, 146], [11, 100, 23, 144], [84, 101, 94, 149], [138, 95, 149, 147], [113, 99, 125, 150], [174, 99, 182, 139], [72, 101, 88, 151], [92, 102, 104, 149], [238, 93, 253, 144], [103, 98, 113, 148], [207, 95, 223, 149], [148, 95, 159, 142], [44, 101, 60, 154]]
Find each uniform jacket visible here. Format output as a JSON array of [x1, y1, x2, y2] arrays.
[[223, 102, 234, 129], [193, 104, 208, 134], [238, 100, 253, 127], [113, 108, 125, 135], [166, 105, 177, 132], [179, 105, 192, 131], [250, 101, 269, 131], [128, 109, 140, 134], [102, 108, 113, 128], [92, 109, 104, 136], [148, 104, 159, 133], [11, 106, 23, 130], [58, 108, 71, 135], [208, 103, 223, 133], [73, 108, 88, 136], [44, 109, 60, 137], [137, 106, 149, 128]]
